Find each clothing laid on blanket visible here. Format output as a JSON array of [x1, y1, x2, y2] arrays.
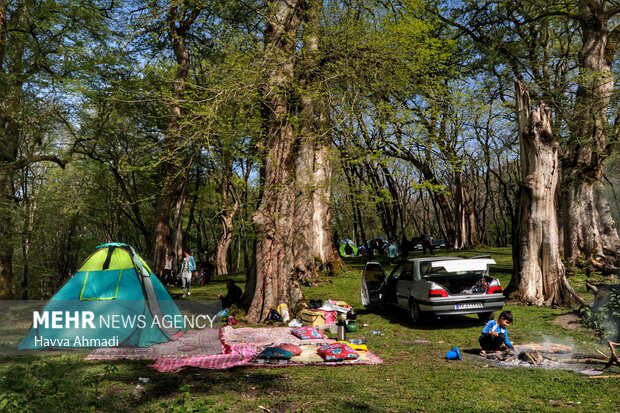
[[479, 319, 513, 350]]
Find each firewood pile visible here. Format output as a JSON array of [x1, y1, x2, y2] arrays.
[[481, 342, 619, 375]]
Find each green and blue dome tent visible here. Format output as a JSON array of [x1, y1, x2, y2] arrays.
[[338, 238, 358, 257], [19, 242, 185, 350]]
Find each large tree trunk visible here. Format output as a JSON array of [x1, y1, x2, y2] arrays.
[[507, 81, 586, 307], [216, 198, 239, 276], [247, 0, 303, 323], [0, 0, 23, 299], [562, 1, 620, 271], [294, 0, 340, 275], [152, 2, 200, 272], [0, 97, 17, 299], [294, 126, 340, 277], [215, 155, 240, 276]]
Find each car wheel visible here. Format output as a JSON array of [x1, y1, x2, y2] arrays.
[[478, 311, 495, 322], [409, 301, 423, 324]]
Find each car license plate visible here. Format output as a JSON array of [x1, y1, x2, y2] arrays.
[[455, 302, 483, 310]]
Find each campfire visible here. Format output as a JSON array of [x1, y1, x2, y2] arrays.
[[482, 341, 620, 376]]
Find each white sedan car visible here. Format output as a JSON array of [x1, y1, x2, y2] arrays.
[[361, 256, 505, 324]]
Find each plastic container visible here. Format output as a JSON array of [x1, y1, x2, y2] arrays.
[[446, 346, 462, 360], [346, 320, 358, 332]]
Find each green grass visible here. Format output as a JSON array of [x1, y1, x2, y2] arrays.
[[1, 248, 618, 413]]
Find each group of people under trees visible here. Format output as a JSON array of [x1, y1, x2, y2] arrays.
[[157, 247, 242, 308], [160, 248, 213, 289], [384, 233, 435, 264]]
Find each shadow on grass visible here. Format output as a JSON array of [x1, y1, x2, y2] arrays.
[[358, 305, 488, 331], [0, 354, 302, 413]]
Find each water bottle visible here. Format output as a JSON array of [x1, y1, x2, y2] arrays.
[[337, 319, 347, 341]]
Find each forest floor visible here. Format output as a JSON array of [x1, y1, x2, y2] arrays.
[[0, 247, 619, 412]]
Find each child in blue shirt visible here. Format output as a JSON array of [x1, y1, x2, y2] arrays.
[[479, 311, 514, 353]]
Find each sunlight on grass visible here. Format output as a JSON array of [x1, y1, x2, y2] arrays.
[[0, 247, 618, 412]]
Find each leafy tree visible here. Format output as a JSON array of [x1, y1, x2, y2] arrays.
[[0, 0, 108, 298], [439, 0, 620, 306]]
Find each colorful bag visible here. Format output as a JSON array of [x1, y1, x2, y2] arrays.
[[321, 310, 338, 325], [317, 343, 359, 362], [268, 309, 283, 322], [291, 327, 327, 340]]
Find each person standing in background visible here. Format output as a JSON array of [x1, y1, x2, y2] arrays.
[[422, 233, 434, 255], [181, 249, 196, 297], [387, 241, 398, 264], [162, 249, 175, 286], [400, 235, 410, 261]]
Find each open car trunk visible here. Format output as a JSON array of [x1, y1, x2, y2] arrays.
[[427, 258, 496, 296], [427, 274, 495, 295]]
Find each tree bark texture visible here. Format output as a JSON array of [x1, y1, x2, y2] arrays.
[[216, 198, 239, 276], [152, 1, 200, 273], [509, 81, 586, 307], [0, 0, 25, 299], [293, 0, 340, 278], [562, 1, 620, 270], [294, 124, 339, 276], [214, 153, 241, 276], [248, 0, 304, 323]]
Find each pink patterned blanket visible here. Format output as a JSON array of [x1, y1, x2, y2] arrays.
[[85, 328, 223, 361], [150, 342, 258, 372], [221, 326, 333, 348], [150, 326, 382, 372]]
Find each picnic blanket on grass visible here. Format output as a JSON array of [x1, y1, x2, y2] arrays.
[[221, 326, 382, 367], [85, 328, 223, 361], [151, 342, 258, 372], [251, 344, 383, 367], [86, 326, 382, 372], [221, 326, 332, 348]]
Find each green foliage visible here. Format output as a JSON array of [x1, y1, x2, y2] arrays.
[[0, 356, 98, 412], [579, 291, 620, 342]]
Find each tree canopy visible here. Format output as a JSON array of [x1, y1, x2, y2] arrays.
[[1, 0, 619, 314]]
